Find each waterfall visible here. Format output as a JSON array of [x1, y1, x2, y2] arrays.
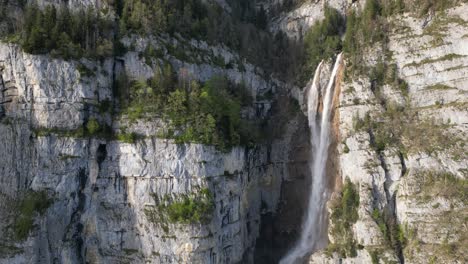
[[280, 53, 343, 264]]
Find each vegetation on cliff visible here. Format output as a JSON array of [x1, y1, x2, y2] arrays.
[[326, 179, 360, 258], [302, 5, 345, 83], [117, 67, 259, 150], [145, 188, 214, 225], [12, 4, 113, 59], [13, 191, 51, 241]]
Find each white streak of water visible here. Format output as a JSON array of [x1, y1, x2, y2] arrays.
[[280, 53, 343, 264]]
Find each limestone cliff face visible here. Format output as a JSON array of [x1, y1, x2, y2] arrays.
[[1, 0, 467, 263], [0, 39, 307, 263]]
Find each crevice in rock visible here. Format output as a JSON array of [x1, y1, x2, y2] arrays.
[[0, 66, 5, 119], [63, 168, 88, 264], [96, 144, 107, 168], [369, 129, 405, 264], [398, 152, 407, 178]]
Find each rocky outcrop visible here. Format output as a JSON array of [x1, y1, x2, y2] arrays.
[[1, 1, 467, 264], [268, 0, 349, 40], [0, 38, 309, 263], [309, 2, 468, 263]]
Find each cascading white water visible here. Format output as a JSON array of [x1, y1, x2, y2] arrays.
[[280, 53, 343, 264]]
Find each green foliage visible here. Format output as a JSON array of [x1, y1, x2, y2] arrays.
[[303, 6, 344, 82], [369, 250, 381, 264], [118, 0, 303, 82], [120, 0, 209, 37], [118, 66, 258, 150], [1, 0, 303, 82], [77, 64, 95, 78], [327, 178, 360, 258], [146, 188, 214, 225], [371, 208, 407, 256], [368, 61, 409, 109], [404, 54, 466, 68], [13, 191, 51, 241], [86, 118, 100, 135], [343, 143, 350, 154], [18, 4, 114, 59], [415, 0, 463, 16], [34, 127, 85, 138], [352, 98, 462, 155], [164, 76, 257, 150], [33, 121, 114, 139], [343, 0, 387, 75], [164, 189, 214, 224], [116, 132, 138, 143], [380, 0, 405, 16], [352, 112, 372, 132], [413, 170, 468, 203], [372, 209, 389, 238], [119, 63, 176, 118]]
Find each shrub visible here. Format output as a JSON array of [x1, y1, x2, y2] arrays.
[[116, 132, 138, 143], [165, 190, 214, 224], [327, 178, 360, 257], [303, 5, 344, 81], [370, 250, 380, 264], [352, 112, 371, 132], [13, 191, 51, 240], [413, 170, 468, 203], [147, 188, 215, 225], [343, 1, 386, 75], [86, 118, 100, 135], [343, 143, 350, 153]]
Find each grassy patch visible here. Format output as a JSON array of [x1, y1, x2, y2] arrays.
[[444, 64, 468, 72], [77, 63, 95, 78], [412, 170, 467, 203], [13, 191, 52, 241], [353, 103, 463, 155], [116, 132, 139, 143], [371, 208, 406, 253], [326, 179, 360, 258], [424, 84, 457, 91], [145, 188, 214, 225], [403, 213, 467, 263], [86, 118, 100, 135], [404, 54, 465, 68], [301, 5, 344, 84], [424, 13, 468, 35]]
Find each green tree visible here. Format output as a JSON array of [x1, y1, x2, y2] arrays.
[[303, 6, 344, 76]]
